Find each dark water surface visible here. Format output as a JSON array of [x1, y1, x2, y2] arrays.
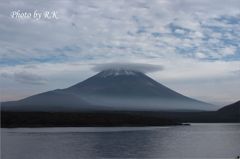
[[1, 124, 240, 159]]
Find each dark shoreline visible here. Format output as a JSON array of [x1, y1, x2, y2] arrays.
[[1, 109, 239, 128], [1, 111, 182, 128]]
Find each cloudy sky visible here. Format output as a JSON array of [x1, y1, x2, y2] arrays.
[[0, 0, 239, 106]]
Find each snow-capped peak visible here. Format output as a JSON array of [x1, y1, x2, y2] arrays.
[[98, 69, 140, 77]]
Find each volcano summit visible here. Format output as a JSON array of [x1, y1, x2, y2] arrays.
[[1, 69, 216, 112]]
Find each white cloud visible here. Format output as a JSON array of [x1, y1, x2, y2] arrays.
[[193, 31, 204, 38], [14, 71, 47, 85], [220, 46, 237, 56], [195, 52, 207, 59], [92, 63, 164, 73], [174, 29, 185, 34]]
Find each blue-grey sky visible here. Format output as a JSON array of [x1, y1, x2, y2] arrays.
[[0, 0, 239, 106]]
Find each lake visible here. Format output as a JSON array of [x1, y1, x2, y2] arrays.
[[1, 123, 240, 159]]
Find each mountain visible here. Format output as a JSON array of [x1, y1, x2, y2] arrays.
[[216, 101, 240, 122], [218, 100, 240, 113], [1, 69, 216, 112]]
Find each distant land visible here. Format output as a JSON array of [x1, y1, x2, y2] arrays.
[[1, 69, 216, 112], [1, 69, 239, 127], [1, 101, 239, 127]]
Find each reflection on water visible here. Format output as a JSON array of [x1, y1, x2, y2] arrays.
[[1, 124, 240, 159]]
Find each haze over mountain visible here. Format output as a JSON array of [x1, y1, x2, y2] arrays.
[[1, 69, 216, 112]]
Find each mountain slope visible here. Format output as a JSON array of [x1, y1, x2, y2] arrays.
[[217, 101, 240, 122], [1, 69, 216, 112], [1, 90, 93, 112], [68, 70, 190, 98], [218, 100, 240, 113]]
